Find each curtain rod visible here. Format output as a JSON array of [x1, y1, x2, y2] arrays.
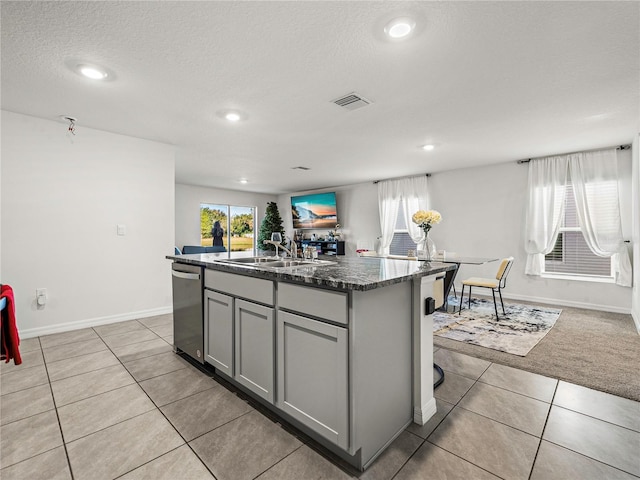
[[516, 144, 631, 164], [373, 173, 431, 184]]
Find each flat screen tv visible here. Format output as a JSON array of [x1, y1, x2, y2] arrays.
[[291, 192, 338, 229]]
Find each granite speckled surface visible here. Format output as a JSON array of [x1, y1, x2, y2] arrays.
[[167, 254, 454, 291]]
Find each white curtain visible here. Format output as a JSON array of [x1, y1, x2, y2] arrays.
[[524, 156, 569, 275], [377, 180, 401, 254], [524, 148, 632, 287], [377, 176, 429, 254], [569, 149, 632, 287], [401, 176, 430, 243]]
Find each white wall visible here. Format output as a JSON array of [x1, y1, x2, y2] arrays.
[[1, 111, 176, 337], [175, 183, 277, 250], [430, 158, 633, 313], [632, 135, 640, 330], [279, 154, 633, 314]]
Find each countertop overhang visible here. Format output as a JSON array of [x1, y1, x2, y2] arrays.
[[167, 254, 455, 291]]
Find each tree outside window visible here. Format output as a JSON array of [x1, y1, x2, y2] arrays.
[[200, 203, 256, 256]]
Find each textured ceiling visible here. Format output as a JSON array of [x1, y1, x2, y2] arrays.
[[2, 1, 638, 194]]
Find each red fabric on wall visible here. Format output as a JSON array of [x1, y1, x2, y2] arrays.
[[1, 285, 22, 365]]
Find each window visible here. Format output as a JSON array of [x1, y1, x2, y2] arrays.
[[543, 184, 612, 279], [200, 203, 256, 257], [389, 203, 417, 256]]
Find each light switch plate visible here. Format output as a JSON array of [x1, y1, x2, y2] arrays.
[[117, 224, 126, 236]]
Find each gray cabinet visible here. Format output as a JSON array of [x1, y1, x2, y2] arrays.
[[204, 270, 275, 402], [204, 290, 234, 376], [277, 310, 349, 450], [235, 299, 275, 403]]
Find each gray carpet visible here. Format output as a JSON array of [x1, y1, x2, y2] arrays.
[[434, 298, 640, 402]]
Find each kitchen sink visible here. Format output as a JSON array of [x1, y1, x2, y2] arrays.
[[215, 256, 335, 269], [264, 260, 312, 268], [218, 256, 281, 264]]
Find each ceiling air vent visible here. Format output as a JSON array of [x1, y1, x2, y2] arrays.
[[332, 92, 372, 111]]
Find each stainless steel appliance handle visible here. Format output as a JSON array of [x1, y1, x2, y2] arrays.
[[171, 270, 201, 281]]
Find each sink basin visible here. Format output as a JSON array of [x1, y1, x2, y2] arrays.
[[216, 256, 280, 264], [264, 260, 312, 268], [215, 256, 335, 269]]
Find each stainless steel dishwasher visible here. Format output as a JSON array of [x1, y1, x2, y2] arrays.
[[171, 262, 204, 363]]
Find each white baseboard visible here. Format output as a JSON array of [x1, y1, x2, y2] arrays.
[[452, 286, 632, 315], [501, 292, 632, 315], [633, 307, 640, 333], [20, 306, 173, 339]]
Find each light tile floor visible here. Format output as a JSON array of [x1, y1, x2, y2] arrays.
[[1, 315, 639, 480]]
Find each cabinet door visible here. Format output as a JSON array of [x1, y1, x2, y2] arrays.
[[277, 311, 349, 450], [234, 299, 275, 403], [204, 290, 234, 376]]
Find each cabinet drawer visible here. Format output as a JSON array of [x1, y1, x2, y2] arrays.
[[278, 283, 348, 325], [205, 269, 274, 306]]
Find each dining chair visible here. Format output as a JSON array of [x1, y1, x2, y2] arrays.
[[459, 257, 514, 319]]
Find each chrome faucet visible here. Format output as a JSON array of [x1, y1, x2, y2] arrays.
[[263, 240, 292, 258]]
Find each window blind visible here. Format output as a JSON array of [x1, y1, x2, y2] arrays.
[[544, 183, 612, 277], [390, 203, 417, 255]]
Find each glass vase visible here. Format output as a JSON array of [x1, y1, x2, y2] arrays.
[[417, 234, 436, 261]]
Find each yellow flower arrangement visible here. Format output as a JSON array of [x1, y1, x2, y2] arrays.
[[412, 210, 442, 234]]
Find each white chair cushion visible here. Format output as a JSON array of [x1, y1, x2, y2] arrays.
[[462, 277, 499, 288]]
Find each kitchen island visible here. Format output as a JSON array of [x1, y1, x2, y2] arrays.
[[167, 253, 455, 470]]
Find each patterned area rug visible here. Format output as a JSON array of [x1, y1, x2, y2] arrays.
[[433, 297, 562, 356]]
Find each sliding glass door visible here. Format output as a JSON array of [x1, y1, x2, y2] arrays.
[[200, 203, 256, 257]]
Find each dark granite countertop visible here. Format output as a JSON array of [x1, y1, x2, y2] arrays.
[[167, 254, 455, 291]]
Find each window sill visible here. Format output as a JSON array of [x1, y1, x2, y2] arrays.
[[541, 273, 615, 284]]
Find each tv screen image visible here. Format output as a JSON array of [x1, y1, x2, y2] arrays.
[[291, 192, 338, 229]]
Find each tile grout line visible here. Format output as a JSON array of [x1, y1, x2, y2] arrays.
[[529, 387, 640, 478], [437, 354, 558, 480], [94, 322, 221, 479], [549, 403, 640, 434], [422, 439, 507, 480], [249, 444, 305, 479], [388, 434, 425, 480], [111, 444, 187, 480], [527, 379, 559, 480], [38, 335, 76, 480], [415, 357, 531, 478], [539, 438, 640, 478], [452, 403, 546, 439], [389, 360, 493, 480], [21, 322, 172, 479], [475, 377, 555, 404], [29, 319, 639, 479]]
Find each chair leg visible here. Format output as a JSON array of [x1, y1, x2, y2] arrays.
[[491, 289, 499, 319], [498, 288, 505, 315], [452, 283, 457, 298], [459, 285, 464, 315], [468, 287, 472, 310]]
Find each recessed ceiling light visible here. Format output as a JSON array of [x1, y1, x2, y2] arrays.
[[78, 64, 108, 80], [65, 59, 115, 81], [239, 178, 248, 184], [421, 144, 435, 151], [217, 110, 246, 122], [384, 17, 416, 39]]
